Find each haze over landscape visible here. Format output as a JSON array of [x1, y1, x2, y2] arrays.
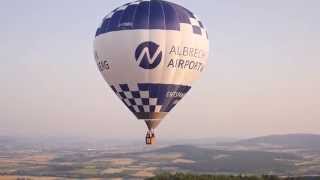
[[0, 134, 320, 178]]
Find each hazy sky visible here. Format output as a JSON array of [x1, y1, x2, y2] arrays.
[[1, 0, 319, 139]]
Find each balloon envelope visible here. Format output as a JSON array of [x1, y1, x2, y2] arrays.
[[94, 0, 209, 129]]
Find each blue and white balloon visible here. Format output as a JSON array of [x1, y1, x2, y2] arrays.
[[94, 0, 209, 131]]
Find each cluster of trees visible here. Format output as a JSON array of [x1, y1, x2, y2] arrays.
[[147, 173, 317, 180]]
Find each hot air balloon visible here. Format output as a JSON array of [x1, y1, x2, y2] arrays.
[[94, 0, 209, 145]]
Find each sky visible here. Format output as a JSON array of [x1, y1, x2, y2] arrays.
[[0, 0, 319, 140]]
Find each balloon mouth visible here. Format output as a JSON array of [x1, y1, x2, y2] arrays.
[[144, 120, 162, 130], [135, 112, 167, 119]]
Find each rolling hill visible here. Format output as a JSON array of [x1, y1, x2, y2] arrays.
[[230, 134, 320, 150]]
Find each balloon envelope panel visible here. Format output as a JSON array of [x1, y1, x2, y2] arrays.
[[94, 0, 209, 128]]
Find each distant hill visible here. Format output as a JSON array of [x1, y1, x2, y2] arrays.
[[230, 134, 320, 150], [144, 145, 302, 174], [47, 144, 304, 175]]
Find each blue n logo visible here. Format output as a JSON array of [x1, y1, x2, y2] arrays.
[[135, 41, 162, 69]]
